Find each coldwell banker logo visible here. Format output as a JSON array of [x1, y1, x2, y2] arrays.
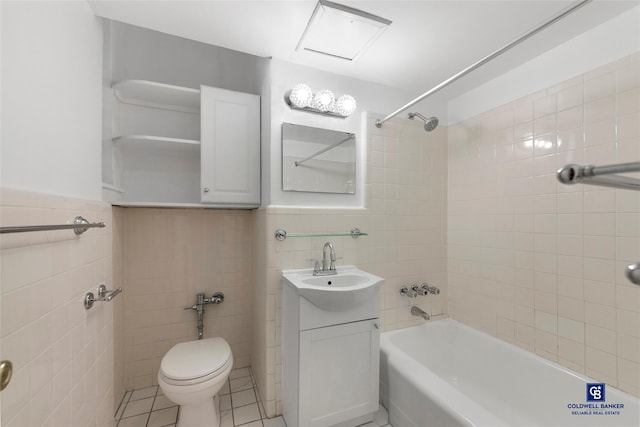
[[587, 383, 605, 402], [567, 382, 625, 418]]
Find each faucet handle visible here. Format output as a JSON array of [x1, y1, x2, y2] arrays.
[[307, 258, 322, 273], [421, 283, 440, 295], [210, 292, 224, 304], [400, 286, 418, 298]]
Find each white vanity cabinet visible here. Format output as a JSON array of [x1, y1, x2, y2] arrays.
[[282, 280, 380, 427], [104, 80, 260, 208], [299, 319, 380, 427]]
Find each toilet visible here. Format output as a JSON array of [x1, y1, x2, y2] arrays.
[[158, 337, 233, 427]]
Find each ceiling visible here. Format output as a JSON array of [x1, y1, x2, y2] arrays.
[[88, 1, 638, 101]]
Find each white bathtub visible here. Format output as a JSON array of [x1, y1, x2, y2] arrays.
[[380, 318, 639, 427]]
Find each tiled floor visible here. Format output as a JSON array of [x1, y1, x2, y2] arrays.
[[114, 367, 392, 427]]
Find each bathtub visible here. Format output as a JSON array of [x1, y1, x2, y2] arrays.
[[380, 318, 639, 427]]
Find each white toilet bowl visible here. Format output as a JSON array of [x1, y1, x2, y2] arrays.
[[158, 337, 233, 427]]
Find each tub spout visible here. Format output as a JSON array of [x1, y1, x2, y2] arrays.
[[411, 306, 430, 320]]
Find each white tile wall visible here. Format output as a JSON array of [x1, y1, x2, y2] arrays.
[[252, 116, 449, 417], [120, 208, 253, 390], [448, 52, 640, 397], [0, 188, 114, 426]]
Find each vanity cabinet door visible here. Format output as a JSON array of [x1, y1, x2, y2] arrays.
[[299, 319, 380, 427], [200, 85, 260, 207]]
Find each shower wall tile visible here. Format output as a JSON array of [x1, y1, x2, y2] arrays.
[[448, 52, 640, 398], [0, 188, 114, 426]]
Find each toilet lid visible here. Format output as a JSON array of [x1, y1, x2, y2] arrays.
[[160, 337, 232, 381]]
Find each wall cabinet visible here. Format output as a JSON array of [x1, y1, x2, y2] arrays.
[[103, 80, 260, 208]]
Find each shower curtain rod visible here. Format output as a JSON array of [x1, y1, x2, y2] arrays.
[[375, 0, 592, 128]]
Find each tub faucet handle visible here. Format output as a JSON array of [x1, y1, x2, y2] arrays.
[[414, 283, 429, 296], [400, 286, 418, 298], [421, 283, 440, 295]]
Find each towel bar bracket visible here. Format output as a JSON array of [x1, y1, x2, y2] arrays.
[[84, 284, 122, 310]]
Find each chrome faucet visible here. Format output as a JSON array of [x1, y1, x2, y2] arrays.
[[411, 306, 430, 320], [313, 242, 337, 276]]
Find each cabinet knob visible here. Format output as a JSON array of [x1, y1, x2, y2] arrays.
[[203, 187, 210, 193]]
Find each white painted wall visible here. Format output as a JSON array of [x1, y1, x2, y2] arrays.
[[267, 58, 446, 208], [1, 0, 103, 200], [448, 5, 640, 124]]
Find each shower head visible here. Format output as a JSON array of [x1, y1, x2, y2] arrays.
[[408, 112, 439, 132]]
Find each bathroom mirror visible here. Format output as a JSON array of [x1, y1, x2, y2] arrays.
[[282, 123, 356, 194]]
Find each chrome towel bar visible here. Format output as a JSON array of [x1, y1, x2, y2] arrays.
[[84, 284, 122, 310], [0, 216, 106, 235], [274, 227, 367, 241], [557, 162, 640, 191]]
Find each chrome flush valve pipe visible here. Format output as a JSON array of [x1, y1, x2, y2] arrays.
[[184, 292, 225, 340]]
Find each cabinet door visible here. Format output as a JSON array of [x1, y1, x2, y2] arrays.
[[299, 319, 380, 427], [200, 86, 260, 206]]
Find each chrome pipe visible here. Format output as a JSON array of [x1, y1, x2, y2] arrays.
[[375, 0, 591, 128]]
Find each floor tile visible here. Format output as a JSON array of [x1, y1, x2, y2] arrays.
[[117, 413, 148, 427], [152, 395, 177, 411], [130, 386, 158, 401], [220, 394, 232, 411], [114, 366, 394, 427], [230, 376, 253, 393], [147, 406, 179, 427], [233, 403, 261, 425], [220, 380, 231, 395], [229, 367, 250, 380], [374, 405, 390, 425], [231, 389, 257, 407], [122, 397, 154, 418], [262, 416, 286, 427], [220, 410, 233, 427]]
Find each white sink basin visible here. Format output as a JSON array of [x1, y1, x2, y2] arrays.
[[282, 266, 383, 311]]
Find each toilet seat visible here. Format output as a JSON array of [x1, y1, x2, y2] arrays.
[[159, 337, 232, 386]]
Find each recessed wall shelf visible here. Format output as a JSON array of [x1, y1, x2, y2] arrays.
[[112, 135, 200, 147], [105, 79, 259, 208], [112, 80, 201, 113]]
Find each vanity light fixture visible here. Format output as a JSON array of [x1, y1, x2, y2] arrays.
[[285, 84, 357, 118]]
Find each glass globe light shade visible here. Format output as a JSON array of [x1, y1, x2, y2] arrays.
[[289, 84, 313, 108], [313, 89, 335, 112], [335, 94, 357, 117]]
